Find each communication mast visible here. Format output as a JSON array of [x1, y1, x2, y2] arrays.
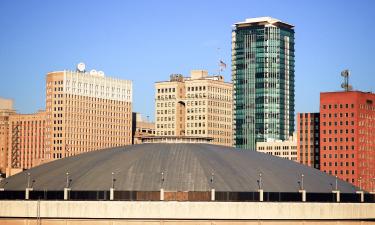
[[340, 69, 353, 91]]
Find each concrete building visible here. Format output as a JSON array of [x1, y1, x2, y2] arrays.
[[141, 136, 213, 144], [132, 112, 155, 144], [297, 112, 320, 169], [6, 110, 46, 176], [320, 91, 375, 191], [256, 133, 298, 161], [155, 70, 233, 146], [232, 17, 295, 149], [45, 63, 132, 160], [0, 98, 15, 175]]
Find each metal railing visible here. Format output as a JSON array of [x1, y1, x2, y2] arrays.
[[0, 190, 374, 203]]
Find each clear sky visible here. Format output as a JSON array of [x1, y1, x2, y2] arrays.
[[1, 0, 374, 120]]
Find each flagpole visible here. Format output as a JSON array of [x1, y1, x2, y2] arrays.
[[217, 47, 221, 76]]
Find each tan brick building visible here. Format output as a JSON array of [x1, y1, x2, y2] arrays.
[[256, 133, 298, 161], [155, 70, 233, 146], [45, 64, 132, 160], [6, 111, 46, 176], [0, 98, 15, 175]]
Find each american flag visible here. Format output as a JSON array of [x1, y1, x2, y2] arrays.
[[219, 60, 227, 71]]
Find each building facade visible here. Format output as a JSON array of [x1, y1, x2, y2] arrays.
[[232, 17, 295, 149], [6, 111, 46, 176], [45, 65, 132, 160], [320, 91, 375, 191], [256, 133, 297, 161], [297, 113, 320, 169], [155, 70, 233, 146], [0, 98, 15, 175], [132, 112, 155, 144]]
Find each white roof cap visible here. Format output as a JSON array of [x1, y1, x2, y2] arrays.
[[234, 16, 294, 28]]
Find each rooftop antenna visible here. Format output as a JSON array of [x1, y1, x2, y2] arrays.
[[341, 69, 352, 91]]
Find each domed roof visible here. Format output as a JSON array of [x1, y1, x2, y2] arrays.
[[1, 144, 357, 193]]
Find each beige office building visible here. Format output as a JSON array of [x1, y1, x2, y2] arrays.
[[6, 111, 46, 176], [45, 64, 132, 160], [132, 112, 155, 144], [0, 98, 15, 175], [155, 70, 233, 146], [256, 133, 298, 161]]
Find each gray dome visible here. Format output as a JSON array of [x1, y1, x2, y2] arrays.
[[1, 144, 358, 193]]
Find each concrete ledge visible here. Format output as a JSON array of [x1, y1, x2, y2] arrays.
[[0, 201, 374, 220]]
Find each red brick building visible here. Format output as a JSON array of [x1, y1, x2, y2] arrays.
[[320, 91, 375, 191], [297, 113, 320, 169]]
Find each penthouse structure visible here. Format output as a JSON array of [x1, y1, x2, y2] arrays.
[[297, 112, 320, 169], [155, 70, 233, 146], [45, 63, 132, 160], [320, 91, 375, 191]]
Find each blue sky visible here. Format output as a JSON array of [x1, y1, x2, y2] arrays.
[[0, 0, 374, 120]]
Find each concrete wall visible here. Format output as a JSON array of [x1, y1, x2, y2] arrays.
[[0, 201, 374, 220], [0, 219, 375, 225]]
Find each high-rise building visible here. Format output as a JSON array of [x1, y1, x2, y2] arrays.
[[6, 111, 46, 176], [155, 70, 233, 146], [132, 112, 155, 144], [0, 98, 15, 175], [256, 133, 297, 161], [232, 17, 295, 149], [45, 64, 132, 160], [297, 113, 320, 169], [320, 91, 375, 191]]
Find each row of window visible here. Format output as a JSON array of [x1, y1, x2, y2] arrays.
[[322, 153, 355, 159], [322, 137, 355, 142], [322, 121, 355, 126], [322, 103, 354, 109]]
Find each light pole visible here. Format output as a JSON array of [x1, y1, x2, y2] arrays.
[[27, 172, 31, 189]]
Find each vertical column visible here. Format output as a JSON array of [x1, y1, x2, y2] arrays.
[[356, 191, 364, 203], [25, 188, 33, 200], [110, 188, 115, 201], [258, 189, 264, 202], [258, 172, 263, 202], [211, 188, 215, 201], [110, 172, 116, 201], [160, 188, 164, 201], [160, 172, 164, 201], [64, 172, 71, 200], [299, 190, 306, 202], [64, 188, 71, 200], [25, 172, 33, 200]]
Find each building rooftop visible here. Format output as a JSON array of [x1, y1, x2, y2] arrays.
[[1, 144, 358, 193], [234, 17, 294, 29]]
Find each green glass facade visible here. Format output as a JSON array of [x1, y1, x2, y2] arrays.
[[232, 18, 295, 149]]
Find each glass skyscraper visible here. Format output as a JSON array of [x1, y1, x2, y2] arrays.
[[232, 17, 295, 149]]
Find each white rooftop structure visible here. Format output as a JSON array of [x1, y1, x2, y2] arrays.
[[234, 16, 294, 28]]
